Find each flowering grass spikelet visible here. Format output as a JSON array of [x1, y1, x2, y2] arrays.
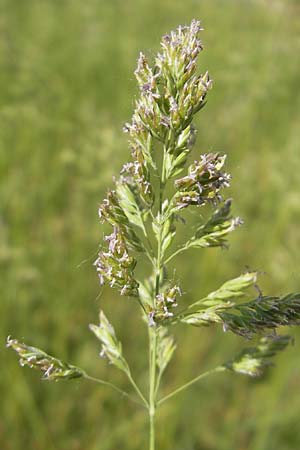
[[174, 153, 230, 210], [148, 284, 181, 326], [94, 227, 139, 297]]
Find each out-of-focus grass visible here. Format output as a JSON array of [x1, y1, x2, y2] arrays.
[[1, 0, 300, 449]]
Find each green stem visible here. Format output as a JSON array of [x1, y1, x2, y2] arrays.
[[127, 370, 149, 409], [148, 177, 165, 450], [161, 146, 167, 185], [145, 248, 155, 265], [164, 245, 187, 265], [83, 373, 146, 408], [149, 410, 155, 450], [172, 294, 216, 321], [158, 366, 225, 406], [154, 369, 163, 398], [135, 294, 148, 319], [149, 329, 157, 450]]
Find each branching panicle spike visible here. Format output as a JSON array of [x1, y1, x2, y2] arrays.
[[220, 293, 300, 338], [181, 291, 300, 339], [224, 335, 291, 377], [6, 337, 84, 381]]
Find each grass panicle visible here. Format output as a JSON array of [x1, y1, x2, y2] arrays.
[[7, 19, 300, 450]]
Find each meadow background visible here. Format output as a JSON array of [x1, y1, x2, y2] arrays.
[[1, 0, 300, 449]]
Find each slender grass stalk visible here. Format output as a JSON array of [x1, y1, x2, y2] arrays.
[[164, 246, 187, 265], [148, 175, 165, 449], [158, 366, 225, 406], [83, 373, 146, 408], [126, 371, 149, 409], [149, 329, 157, 450]]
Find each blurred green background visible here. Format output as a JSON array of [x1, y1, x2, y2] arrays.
[[1, 0, 300, 449]]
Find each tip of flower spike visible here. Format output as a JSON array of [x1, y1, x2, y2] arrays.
[[135, 52, 147, 72], [189, 19, 204, 34], [175, 19, 203, 36], [6, 335, 15, 349]]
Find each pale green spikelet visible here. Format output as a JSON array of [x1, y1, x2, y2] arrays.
[[156, 327, 176, 375], [89, 311, 130, 374]]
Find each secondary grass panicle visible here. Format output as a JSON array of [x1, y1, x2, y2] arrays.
[[6, 337, 84, 381], [224, 335, 292, 377], [7, 20, 300, 450]]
